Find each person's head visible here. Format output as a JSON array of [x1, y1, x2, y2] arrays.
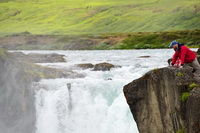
[[169, 41, 178, 49]]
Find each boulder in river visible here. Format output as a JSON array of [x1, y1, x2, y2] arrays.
[[76, 62, 118, 71], [76, 63, 94, 69], [93, 62, 115, 71]]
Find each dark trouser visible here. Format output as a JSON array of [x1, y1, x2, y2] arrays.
[[186, 57, 200, 77]]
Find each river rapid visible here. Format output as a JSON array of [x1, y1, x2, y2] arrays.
[[20, 49, 177, 133]]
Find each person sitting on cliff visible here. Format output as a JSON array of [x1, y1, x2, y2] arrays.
[[169, 40, 200, 77]]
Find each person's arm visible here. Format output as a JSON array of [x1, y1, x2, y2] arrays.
[[171, 52, 178, 66], [180, 47, 187, 66]]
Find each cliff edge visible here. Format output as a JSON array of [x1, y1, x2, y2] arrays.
[[0, 48, 83, 133], [124, 67, 200, 133]]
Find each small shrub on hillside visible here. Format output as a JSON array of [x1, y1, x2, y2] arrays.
[[181, 92, 190, 102], [188, 83, 198, 91]]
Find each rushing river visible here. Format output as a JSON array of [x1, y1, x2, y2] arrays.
[[20, 49, 177, 133]]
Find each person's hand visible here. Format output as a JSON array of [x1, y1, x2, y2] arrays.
[[179, 66, 183, 68]]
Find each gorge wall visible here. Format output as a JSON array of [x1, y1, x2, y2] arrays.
[[0, 49, 82, 133], [124, 66, 200, 133], [0, 49, 36, 133]]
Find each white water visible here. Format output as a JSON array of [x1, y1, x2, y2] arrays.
[[22, 49, 177, 133]]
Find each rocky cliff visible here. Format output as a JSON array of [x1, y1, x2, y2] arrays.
[[124, 67, 200, 133], [0, 49, 36, 133], [0, 48, 83, 133]]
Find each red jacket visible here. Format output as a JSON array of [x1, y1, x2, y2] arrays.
[[172, 45, 196, 65]]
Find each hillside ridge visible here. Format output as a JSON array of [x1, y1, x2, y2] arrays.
[[0, 0, 199, 36]]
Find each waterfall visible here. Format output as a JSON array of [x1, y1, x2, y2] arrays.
[[26, 49, 176, 133], [35, 76, 138, 133]]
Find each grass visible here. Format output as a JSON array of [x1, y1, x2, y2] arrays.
[[0, 0, 200, 36], [180, 83, 199, 103], [107, 30, 200, 49], [188, 83, 199, 91], [181, 92, 190, 102]]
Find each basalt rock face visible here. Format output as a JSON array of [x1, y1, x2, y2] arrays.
[[124, 67, 200, 133], [187, 87, 200, 133]]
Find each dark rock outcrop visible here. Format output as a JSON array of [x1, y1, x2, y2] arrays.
[[93, 62, 115, 71], [76, 62, 118, 71], [76, 63, 94, 69], [12, 52, 66, 63], [124, 67, 200, 133]]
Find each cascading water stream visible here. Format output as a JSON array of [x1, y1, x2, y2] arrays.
[[21, 49, 176, 133], [35, 77, 138, 133]]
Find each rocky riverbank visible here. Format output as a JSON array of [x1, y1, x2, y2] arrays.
[[124, 51, 200, 133]]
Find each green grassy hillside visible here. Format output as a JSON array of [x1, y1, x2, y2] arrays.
[[0, 0, 200, 36]]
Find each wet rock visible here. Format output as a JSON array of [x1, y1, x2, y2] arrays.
[[76, 62, 118, 71], [167, 58, 172, 65], [28, 53, 66, 63], [123, 67, 199, 133], [13, 52, 66, 63], [76, 63, 94, 69], [138, 56, 150, 58], [93, 62, 115, 71]]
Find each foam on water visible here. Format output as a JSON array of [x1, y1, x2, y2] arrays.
[[31, 49, 177, 133]]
